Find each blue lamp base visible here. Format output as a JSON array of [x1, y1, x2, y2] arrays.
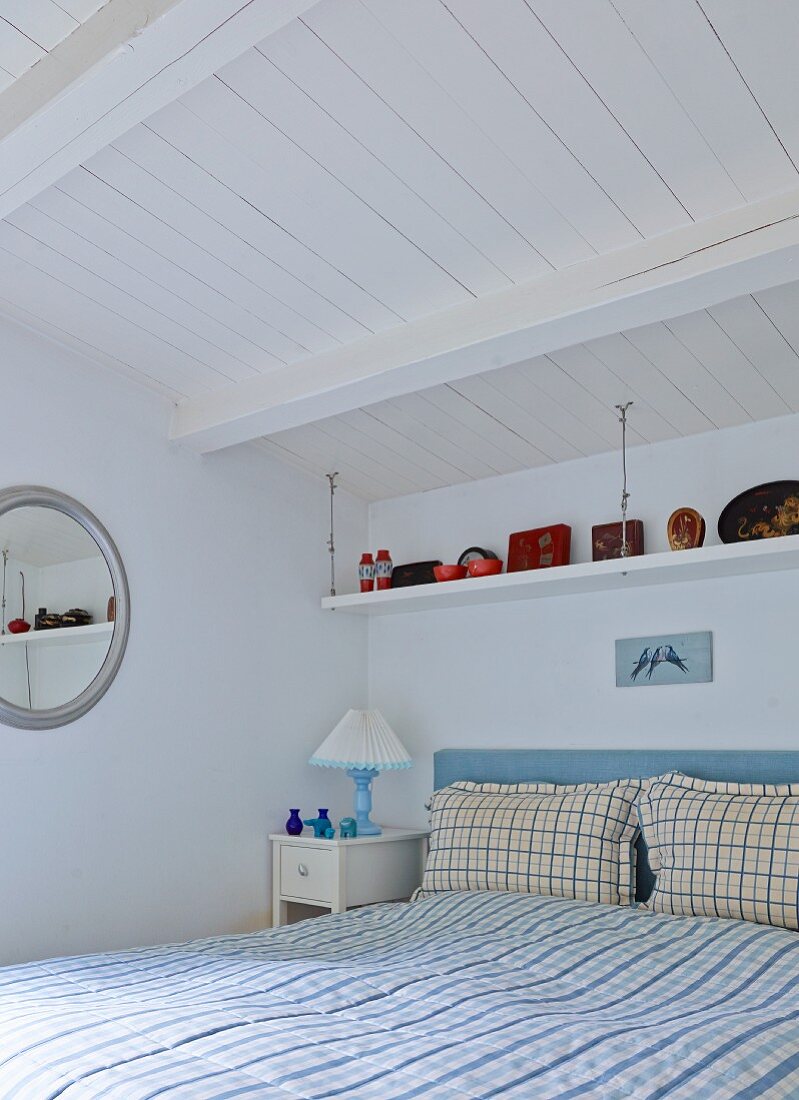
[[347, 767, 381, 835]]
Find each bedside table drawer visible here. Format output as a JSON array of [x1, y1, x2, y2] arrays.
[[280, 845, 334, 902]]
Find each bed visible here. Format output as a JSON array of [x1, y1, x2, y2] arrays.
[[2, 749, 799, 1098]]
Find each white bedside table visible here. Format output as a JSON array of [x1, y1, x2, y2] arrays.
[[270, 828, 429, 927]]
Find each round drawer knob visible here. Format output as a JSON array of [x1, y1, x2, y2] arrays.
[[297, 863, 309, 877]]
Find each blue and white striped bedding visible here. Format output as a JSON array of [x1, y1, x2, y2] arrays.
[[2, 891, 798, 1098]]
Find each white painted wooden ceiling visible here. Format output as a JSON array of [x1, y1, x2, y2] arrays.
[[0, 506, 105, 567], [0, 1, 108, 92], [1, 0, 799, 497], [259, 290, 799, 500]]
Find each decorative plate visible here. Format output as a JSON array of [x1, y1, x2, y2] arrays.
[[667, 508, 706, 551], [457, 546, 498, 566], [717, 481, 799, 543]]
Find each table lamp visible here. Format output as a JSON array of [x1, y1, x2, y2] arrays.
[[309, 709, 411, 836]]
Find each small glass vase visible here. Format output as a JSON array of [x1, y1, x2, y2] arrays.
[[317, 808, 331, 830], [285, 809, 303, 836]]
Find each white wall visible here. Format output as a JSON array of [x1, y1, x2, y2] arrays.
[[368, 415, 799, 827], [0, 318, 368, 965]]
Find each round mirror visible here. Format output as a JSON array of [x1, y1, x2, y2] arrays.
[[0, 487, 129, 729]]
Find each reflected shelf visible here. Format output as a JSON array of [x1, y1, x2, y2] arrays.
[[0, 622, 114, 647], [322, 537, 799, 616]]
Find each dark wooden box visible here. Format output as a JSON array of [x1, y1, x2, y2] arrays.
[[390, 560, 442, 587], [592, 520, 645, 561], [507, 524, 571, 572]]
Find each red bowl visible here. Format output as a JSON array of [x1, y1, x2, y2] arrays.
[[7, 619, 30, 634], [467, 559, 503, 578], [434, 564, 467, 582]]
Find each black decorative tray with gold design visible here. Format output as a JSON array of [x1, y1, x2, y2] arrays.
[[718, 481, 799, 543]]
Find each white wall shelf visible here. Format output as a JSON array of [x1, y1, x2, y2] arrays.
[[0, 621, 113, 647], [322, 537, 799, 616]]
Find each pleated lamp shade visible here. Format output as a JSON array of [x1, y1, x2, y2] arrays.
[[310, 709, 412, 771]]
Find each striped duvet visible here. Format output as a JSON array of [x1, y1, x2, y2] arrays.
[[1, 892, 798, 1098]]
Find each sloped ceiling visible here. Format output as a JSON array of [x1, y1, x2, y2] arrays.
[[1, 0, 799, 498]]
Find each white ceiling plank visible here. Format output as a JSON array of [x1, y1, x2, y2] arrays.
[[261, 433, 391, 501], [360, 400, 503, 482], [522, 353, 646, 448], [270, 422, 418, 499], [0, 0, 320, 219], [144, 101, 404, 332], [663, 309, 790, 421], [708, 294, 799, 413], [217, 47, 509, 299], [359, 401, 487, 484], [178, 75, 470, 318], [2, 1, 79, 52], [0, 17, 46, 77], [53, 1, 107, 20], [336, 407, 466, 489], [610, 0, 797, 200], [61, 152, 332, 359], [1, 211, 263, 384], [389, 391, 521, 477], [261, 18, 542, 286], [304, 0, 593, 270], [530, 0, 744, 219], [0, 292, 184, 403], [622, 321, 750, 430], [699, 0, 799, 169], [366, 0, 639, 255], [171, 186, 799, 450], [113, 125, 371, 344], [585, 331, 713, 436], [308, 415, 440, 495], [15, 197, 277, 378], [420, 386, 529, 475], [0, 219, 241, 393], [31, 183, 316, 368], [449, 370, 583, 462], [327, 409, 457, 490], [543, 343, 677, 444], [444, 0, 687, 239], [479, 364, 600, 460], [256, 438, 383, 503], [0, 243, 209, 396], [752, 282, 799, 406], [443, 376, 557, 469]]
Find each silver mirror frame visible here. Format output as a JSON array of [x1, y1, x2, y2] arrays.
[[0, 486, 130, 729]]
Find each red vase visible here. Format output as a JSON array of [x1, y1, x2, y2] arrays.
[[7, 619, 30, 634], [359, 553, 375, 593], [375, 549, 393, 590]]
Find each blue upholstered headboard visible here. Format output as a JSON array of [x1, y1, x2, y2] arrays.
[[434, 749, 799, 902]]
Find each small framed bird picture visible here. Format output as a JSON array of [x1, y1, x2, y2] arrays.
[[615, 632, 713, 687]]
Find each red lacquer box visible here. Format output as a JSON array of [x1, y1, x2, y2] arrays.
[[507, 524, 571, 572], [592, 520, 645, 561]]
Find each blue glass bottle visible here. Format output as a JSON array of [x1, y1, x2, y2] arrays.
[[285, 809, 303, 836]]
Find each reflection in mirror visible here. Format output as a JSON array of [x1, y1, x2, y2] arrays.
[[0, 507, 113, 711]]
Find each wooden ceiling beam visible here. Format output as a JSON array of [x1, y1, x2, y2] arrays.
[[171, 188, 799, 453], [0, 0, 318, 221]]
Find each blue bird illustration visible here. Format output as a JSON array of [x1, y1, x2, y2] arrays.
[[630, 647, 651, 681], [647, 645, 667, 679], [664, 644, 689, 674]]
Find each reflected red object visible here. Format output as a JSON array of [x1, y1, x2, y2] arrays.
[[7, 619, 30, 634], [467, 559, 503, 577]]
